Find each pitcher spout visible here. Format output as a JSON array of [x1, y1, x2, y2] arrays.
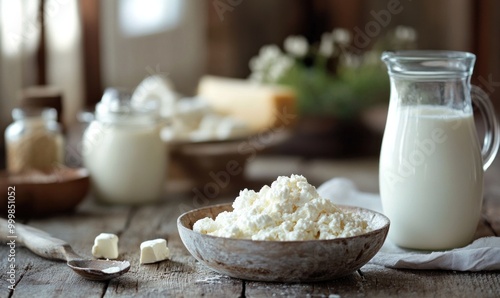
[[381, 50, 475, 79]]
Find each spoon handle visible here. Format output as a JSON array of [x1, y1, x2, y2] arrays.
[[0, 218, 81, 262]]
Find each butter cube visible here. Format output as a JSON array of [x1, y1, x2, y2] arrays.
[[92, 233, 119, 259], [140, 239, 170, 264]]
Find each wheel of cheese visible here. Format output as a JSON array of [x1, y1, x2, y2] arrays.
[[197, 75, 297, 133]]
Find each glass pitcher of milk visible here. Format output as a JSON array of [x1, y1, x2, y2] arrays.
[[380, 51, 499, 250]]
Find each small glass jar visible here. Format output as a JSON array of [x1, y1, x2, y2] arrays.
[[5, 108, 64, 174], [82, 89, 167, 205]]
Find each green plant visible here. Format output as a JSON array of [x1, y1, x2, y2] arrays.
[[249, 26, 417, 119]]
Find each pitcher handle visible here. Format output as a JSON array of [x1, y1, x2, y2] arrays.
[[471, 85, 500, 171]]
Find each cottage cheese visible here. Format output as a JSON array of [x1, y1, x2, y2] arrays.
[[193, 175, 370, 241]]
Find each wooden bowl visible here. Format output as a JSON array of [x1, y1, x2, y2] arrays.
[[168, 130, 291, 189], [177, 203, 390, 282], [0, 167, 89, 217]]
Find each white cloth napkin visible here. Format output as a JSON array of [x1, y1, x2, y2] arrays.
[[317, 177, 500, 271]]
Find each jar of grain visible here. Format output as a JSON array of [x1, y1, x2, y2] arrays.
[[82, 88, 167, 205], [5, 108, 64, 174]]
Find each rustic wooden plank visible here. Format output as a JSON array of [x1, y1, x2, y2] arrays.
[[246, 156, 305, 182], [103, 195, 243, 297], [245, 281, 325, 297], [1, 197, 130, 298], [344, 264, 500, 297], [2, 154, 500, 297], [246, 264, 500, 298], [304, 158, 380, 193], [5, 256, 105, 298]]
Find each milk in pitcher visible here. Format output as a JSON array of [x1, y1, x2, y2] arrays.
[[379, 105, 483, 250]]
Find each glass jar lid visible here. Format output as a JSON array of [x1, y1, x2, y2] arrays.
[[12, 107, 58, 122], [95, 88, 160, 125]]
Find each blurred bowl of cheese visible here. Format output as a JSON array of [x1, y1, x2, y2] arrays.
[[131, 75, 297, 188]]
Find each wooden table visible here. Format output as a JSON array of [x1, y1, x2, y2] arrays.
[[1, 155, 500, 297]]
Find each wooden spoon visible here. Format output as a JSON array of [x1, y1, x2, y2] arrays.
[[0, 218, 130, 281]]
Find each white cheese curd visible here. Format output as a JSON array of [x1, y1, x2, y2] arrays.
[[160, 96, 251, 142], [92, 233, 119, 259], [193, 175, 370, 241], [140, 239, 170, 264]]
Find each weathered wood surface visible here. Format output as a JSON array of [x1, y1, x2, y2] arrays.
[[1, 156, 500, 298]]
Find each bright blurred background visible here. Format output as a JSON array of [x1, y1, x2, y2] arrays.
[[1, 0, 499, 166]]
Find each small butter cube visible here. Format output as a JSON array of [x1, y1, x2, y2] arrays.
[[140, 239, 170, 264], [92, 233, 119, 259]]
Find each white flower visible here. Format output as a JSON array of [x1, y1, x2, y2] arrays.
[[394, 26, 417, 42], [249, 54, 268, 83], [284, 35, 309, 57], [267, 55, 294, 82], [249, 56, 266, 71], [249, 45, 283, 81], [319, 32, 335, 57], [331, 28, 351, 45], [249, 44, 295, 83], [259, 44, 282, 61]]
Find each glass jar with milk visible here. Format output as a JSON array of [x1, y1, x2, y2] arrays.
[[380, 51, 499, 250], [83, 88, 167, 204]]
